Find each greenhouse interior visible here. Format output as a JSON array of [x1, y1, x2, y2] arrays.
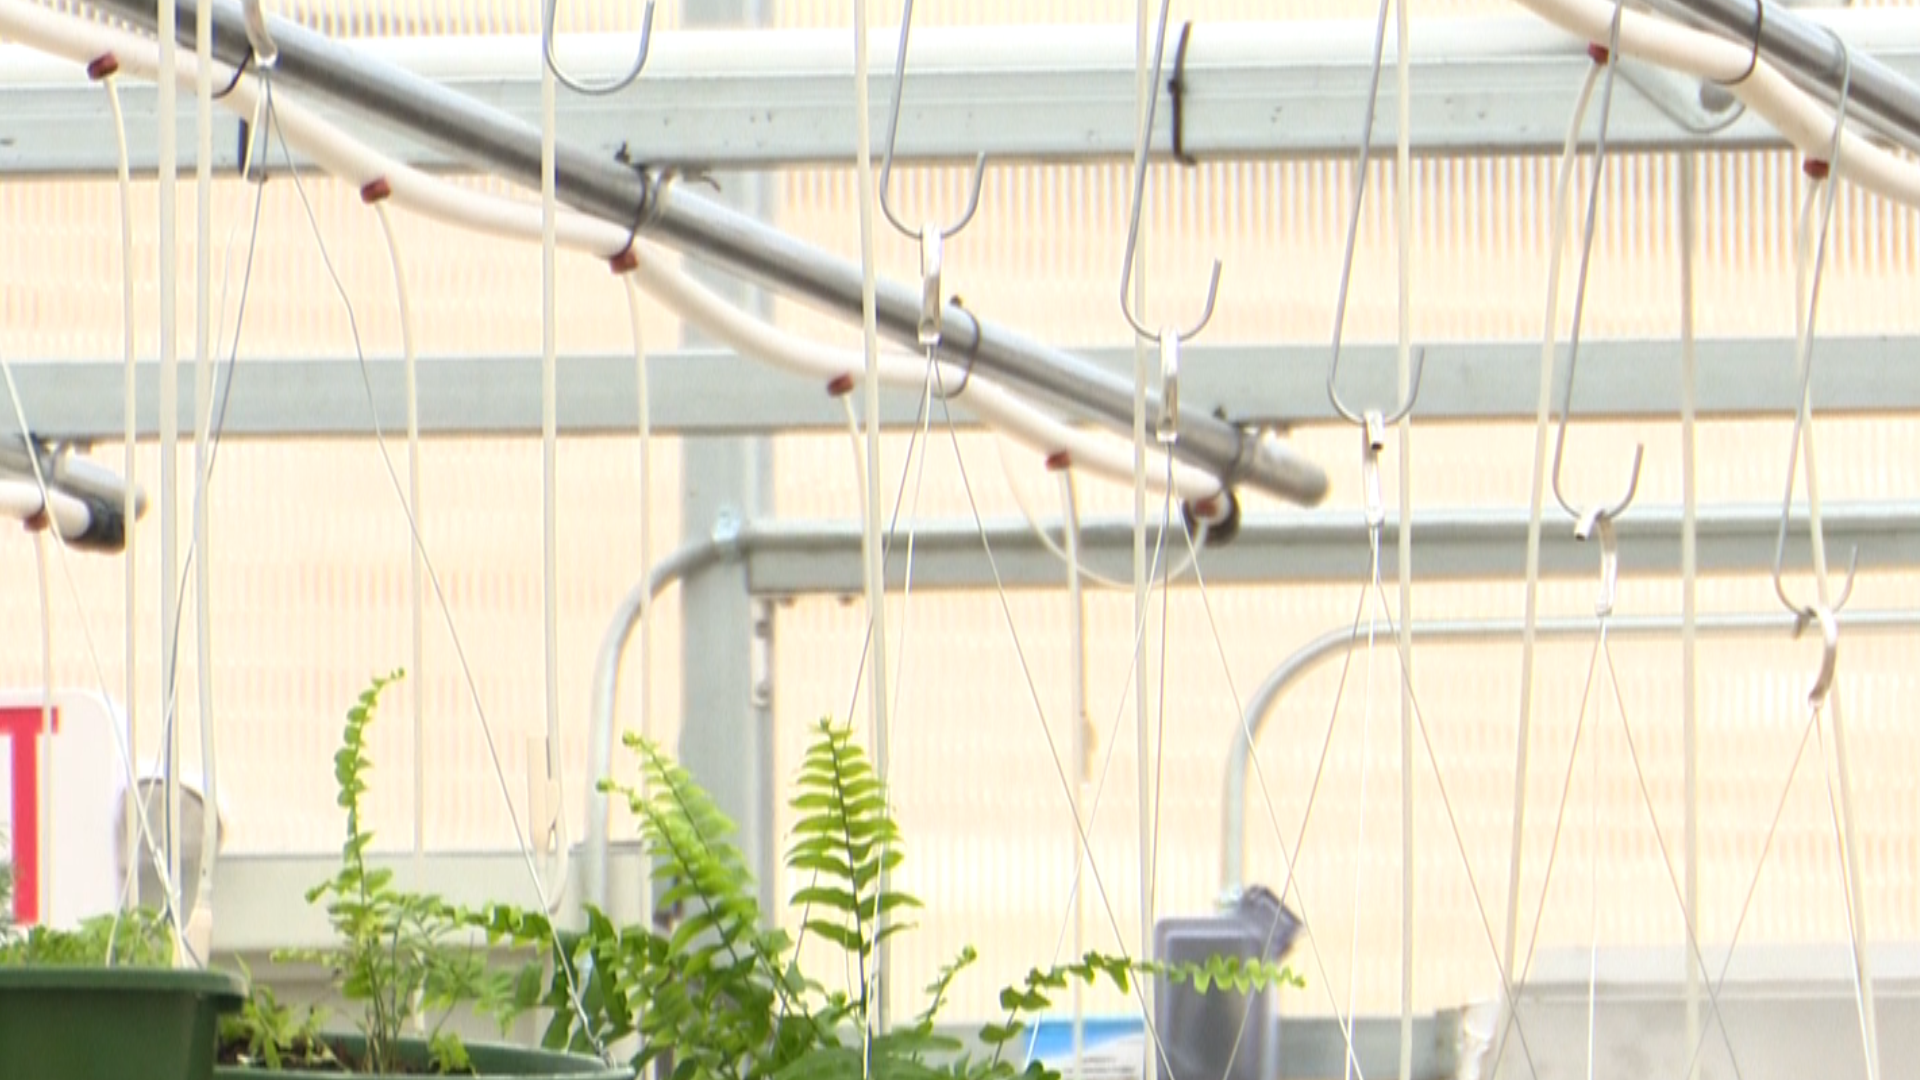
[[0, 0, 1916, 1077]]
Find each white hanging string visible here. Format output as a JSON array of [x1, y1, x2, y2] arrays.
[[189, 0, 219, 954], [850, 0, 893, 1043], [370, 200, 425, 862], [1128, 8, 1158, 1077], [1390, 4, 1416, 1077], [538, 0, 567, 898], [1677, 153, 1702, 1080], [32, 532, 52, 925], [106, 71, 141, 916], [620, 271, 652, 924], [1057, 469, 1090, 1080], [1784, 133, 1882, 1079], [1501, 59, 1601, 1005], [271, 113, 602, 1050], [155, 0, 183, 970]]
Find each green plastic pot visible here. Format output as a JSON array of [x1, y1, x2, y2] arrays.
[[215, 1035, 633, 1078], [0, 965, 247, 1080]]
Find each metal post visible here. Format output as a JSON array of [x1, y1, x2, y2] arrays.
[[674, 0, 776, 921], [84, 0, 1327, 508]]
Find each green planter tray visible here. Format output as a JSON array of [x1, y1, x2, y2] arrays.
[[216, 1035, 633, 1079], [0, 965, 247, 1080]]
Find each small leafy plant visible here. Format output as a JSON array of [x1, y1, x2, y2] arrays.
[[236, 669, 491, 1075], [219, 959, 341, 1072], [0, 907, 174, 968], [475, 718, 1300, 1080]]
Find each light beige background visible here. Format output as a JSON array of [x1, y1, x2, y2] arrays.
[[1, 0, 1918, 1023]]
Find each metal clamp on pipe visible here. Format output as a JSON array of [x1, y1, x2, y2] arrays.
[[0, 436, 147, 553]]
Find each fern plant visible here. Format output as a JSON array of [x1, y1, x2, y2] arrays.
[[478, 718, 1300, 1080], [265, 669, 490, 1075]]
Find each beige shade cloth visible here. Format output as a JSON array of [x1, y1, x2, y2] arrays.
[[0, 0, 1916, 1022]]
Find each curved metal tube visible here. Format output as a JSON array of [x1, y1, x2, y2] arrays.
[[1219, 607, 1920, 897], [581, 527, 743, 911]]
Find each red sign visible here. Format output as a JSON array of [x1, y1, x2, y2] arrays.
[[1, 705, 59, 925]]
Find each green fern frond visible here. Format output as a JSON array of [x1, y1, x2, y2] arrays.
[[786, 720, 919, 973]]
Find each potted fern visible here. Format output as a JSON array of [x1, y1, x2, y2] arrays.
[[472, 719, 1300, 1080], [215, 671, 630, 1079], [0, 830, 246, 1080]]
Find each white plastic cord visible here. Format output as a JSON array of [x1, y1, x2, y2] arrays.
[[539, 3, 567, 907], [1057, 469, 1089, 1080], [622, 269, 652, 914], [106, 73, 141, 917], [1128, 9, 1157, 1077], [1507, 0, 1920, 210], [1678, 153, 1702, 1080], [1503, 61, 1601, 997], [1787, 154, 1882, 1080], [1392, 7, 1416, 1080], [851, 0, 891, 1041], [371, 200, 426, 862], [619, 272, 652, 922], [190, 0, 219, 954], [156, 0, 184, 970], [33, 532, 52, 924]]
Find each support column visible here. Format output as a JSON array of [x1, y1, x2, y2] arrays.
[[675, 0, 776, 918]]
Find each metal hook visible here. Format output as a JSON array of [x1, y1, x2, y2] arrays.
[[1329, 345, 1427, 428], [1118, 0, 1225, 346], [1772, 31, 1856, 624], [878, 0, 988, 348], [1549, 1, 1643, 532], [541, 0, 655, 97]]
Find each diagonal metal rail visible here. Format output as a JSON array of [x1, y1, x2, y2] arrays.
[[79, 0, 1328, 507]]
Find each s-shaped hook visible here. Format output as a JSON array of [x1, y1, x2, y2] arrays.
[[1120, 0, 1223, 445], [879, 0, 988, 349]]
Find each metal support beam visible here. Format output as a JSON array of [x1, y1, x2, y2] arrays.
[[20, 13, 1920, 177], [15, 335, 1920, 441], [77, 0, 1324, 506], [731, 502, 1920, 595], [1219, 607, 1920, 899]]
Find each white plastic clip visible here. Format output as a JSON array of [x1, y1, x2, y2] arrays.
[[1361, 410, 1386, 529], [917, 223, 943, 347], [1157, 330, 1181, 444], [1575, 508, 1620, 619], [1805, 604, 1841, 709]]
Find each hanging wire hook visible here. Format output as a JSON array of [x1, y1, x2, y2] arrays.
[[1119, 0, 1222, 344], [1120, 0, 1224, 443], [877, 0, 987, 347], [1324, 0, 1425, 431], [540, 0, 656, 97], [1773, 30, 1859, 631], [1549, 1, 1644, 532]]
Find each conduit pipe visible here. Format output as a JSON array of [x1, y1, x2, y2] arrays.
[[1219, 608, 1920, 898], [77, 0, 1328, 508]]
